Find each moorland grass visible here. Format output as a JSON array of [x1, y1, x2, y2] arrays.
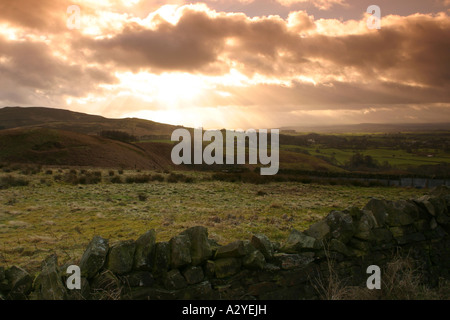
[[0, 168, 429, 273]]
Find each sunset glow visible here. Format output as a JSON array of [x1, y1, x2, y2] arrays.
[[1, 0, 449, 128]]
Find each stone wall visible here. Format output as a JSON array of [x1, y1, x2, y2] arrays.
[[1, 187, 449, 300]]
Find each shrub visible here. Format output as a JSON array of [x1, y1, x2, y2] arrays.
[[83, 172, 102, 184], [312, 250, 449, 300], [20, 166, 41, 175], [93, 171, 102, 177], [39, 178, 52, 186], [63, 172, 79, 185], [125, 174, 151, 184], [211, 171, 268, 184], [0, 175, 30, 189], [211, 172, 241, 182], [300, 177, 312, 184], [184, 177, 194, 183], [99, 130, 137, 143], [90, 270, 123, 300], [78, 176, 87, 184], [54, 171, 102, 185], [150, 174, 165, 182], [346, 153, 380, 170], [10, 164, 22, 171], [110, 176, 123, 184], [138, 193, 148, 201], [166, 173, 189, 183]]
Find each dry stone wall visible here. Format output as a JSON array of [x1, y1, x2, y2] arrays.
[[1, 187, 449, 300]]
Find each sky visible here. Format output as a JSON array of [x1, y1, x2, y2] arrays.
[[0, 0, 449, 129]]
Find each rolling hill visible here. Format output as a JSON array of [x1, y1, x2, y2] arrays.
[[7, 106, 434, 174], [0, 106, 181, 138], [0, 127, 172, 169]]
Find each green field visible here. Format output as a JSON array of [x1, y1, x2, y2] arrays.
[[0, 168, 430, 273], [280, 144, 450, 169], [144, 131, 450, 173]]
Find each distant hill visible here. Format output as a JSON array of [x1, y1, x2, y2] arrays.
[[2, 106, 446, 174], [0, 127, 172, 169], [0, 106, 182, 138], [281, 122, 450, 134]]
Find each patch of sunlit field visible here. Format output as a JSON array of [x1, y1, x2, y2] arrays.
[[0, 168, 429, 273], [280, 145, 450, 169]]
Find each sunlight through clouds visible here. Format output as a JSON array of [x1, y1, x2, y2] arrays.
[[0, 0, 449, 128]]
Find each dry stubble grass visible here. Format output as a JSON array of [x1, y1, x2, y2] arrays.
[[0, 169, 429, 273]]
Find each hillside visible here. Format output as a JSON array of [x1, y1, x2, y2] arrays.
[[281, 122, 450, 134], [0, 106, 181, 138], [0, 127, 172, 169], [1, 106, 447, 175]]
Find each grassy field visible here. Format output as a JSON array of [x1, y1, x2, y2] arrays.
[[280, 144, 450, 169], [0, 168, 430, 273]]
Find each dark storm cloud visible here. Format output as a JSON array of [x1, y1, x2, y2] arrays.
[[0, 0, 70, 31], [0, 35, 116, 105], [77, 8, 450, 91], [77, 21, 225, 73], [205, 79, 450, 110], [76, 9, 309, 74], [298, 15, 450, 87]]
